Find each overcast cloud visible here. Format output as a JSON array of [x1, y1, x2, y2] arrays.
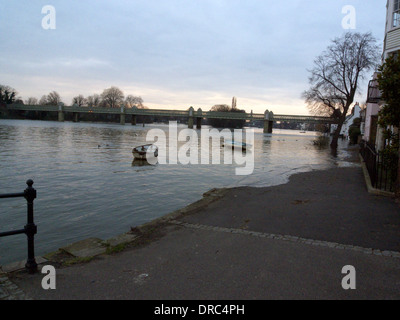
[[0, 0, 386, 114]]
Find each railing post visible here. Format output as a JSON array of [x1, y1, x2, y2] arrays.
[[23, 179, 38, 274]]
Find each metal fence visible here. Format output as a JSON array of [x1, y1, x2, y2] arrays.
[[360, 141, 398, 193], [0, 180, 38, 273]]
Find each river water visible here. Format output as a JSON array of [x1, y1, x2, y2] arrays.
[[0, 119, 354, 265]]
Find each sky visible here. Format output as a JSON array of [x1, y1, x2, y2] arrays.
[[0, 0, 388, 115]]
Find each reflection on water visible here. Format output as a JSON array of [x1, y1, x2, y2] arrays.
[[132, 159, 153, 167], [0, 120, 354, 264]]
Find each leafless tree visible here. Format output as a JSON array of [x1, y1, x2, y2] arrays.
[[39, 95, 48, 105], [87, 94, 101, 107], [100, 86, 124, 108], [209, 104, 246, 128], [302, 32, 379, 149], [211, 104, 231, 112], [46, 91, 62, 106], [0, 85, 17, 104], [125, 95, 144, 108], [72, 95, 87, 106], [25, 97, 38, 105]]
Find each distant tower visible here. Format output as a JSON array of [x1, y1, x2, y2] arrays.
[[232, 97, 237, 109]]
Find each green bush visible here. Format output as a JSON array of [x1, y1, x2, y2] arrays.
[[349, 126, 361, 145], [313, 136, 329, 148], [381, 146, 399, 184]]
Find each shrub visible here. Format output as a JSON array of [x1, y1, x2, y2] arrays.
[[349, 126, 361, 145]]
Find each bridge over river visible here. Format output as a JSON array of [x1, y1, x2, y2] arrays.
[[5, 104, 335, 133]]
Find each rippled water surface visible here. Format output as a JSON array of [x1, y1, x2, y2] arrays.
[[0, 119, 353, 264]]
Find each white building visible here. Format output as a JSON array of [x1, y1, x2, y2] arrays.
[[330, 103, 361, 138], [363, 0, 400, 150], [383, 0, 400, 59], [341, 103, 361, 139]]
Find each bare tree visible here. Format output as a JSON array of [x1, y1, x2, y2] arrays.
[[39, 95, 48, 105], [25, 97, 38, 105], [46, 91, 62, 106], [87, 94, 101, 107], [211, 104, 231, 112], [0, 85, 17, 104], [303, 32, 379, 149], [209, 104, 246, 128], [72, 95, 87, 106], [100, 86, 124, 108], [125, 95, 144, 108]]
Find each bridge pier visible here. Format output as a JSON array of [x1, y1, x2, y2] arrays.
[[120, 114, 125, 125], [131, 115, 137, 126], [188, 117, 194, 129], [188, 107, 194, 129], [120, 105, 126, 125], [263, 120, 270, 134], [263, 110, 274, 134], [196, 108, 202, 130], [58, 104, 64, 122], [268, 121, 273, 133], [196, 118, 202, 129], [72, 112, 79, 123]]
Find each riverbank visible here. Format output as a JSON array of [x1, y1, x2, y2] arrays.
[[3, 146, 400, 300]]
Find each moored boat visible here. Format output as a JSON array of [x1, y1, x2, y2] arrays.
[[132, 144, 158, 160], [222, 140, 251, 151]]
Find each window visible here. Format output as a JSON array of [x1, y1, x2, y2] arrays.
[[394, 0, 400, 27]]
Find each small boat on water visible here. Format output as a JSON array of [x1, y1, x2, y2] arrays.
[[132, 144, 158, 160], [222, 140, 251, 151]]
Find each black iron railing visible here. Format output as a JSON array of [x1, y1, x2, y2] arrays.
[[360, 141, 398, 193], [0, 180, 38, 274]]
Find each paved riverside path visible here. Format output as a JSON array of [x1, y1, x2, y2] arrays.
[[6, 165, 400, 300]]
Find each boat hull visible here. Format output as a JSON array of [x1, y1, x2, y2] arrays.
[[132, 144, 158, 160], [222, 141, 251, 151]]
